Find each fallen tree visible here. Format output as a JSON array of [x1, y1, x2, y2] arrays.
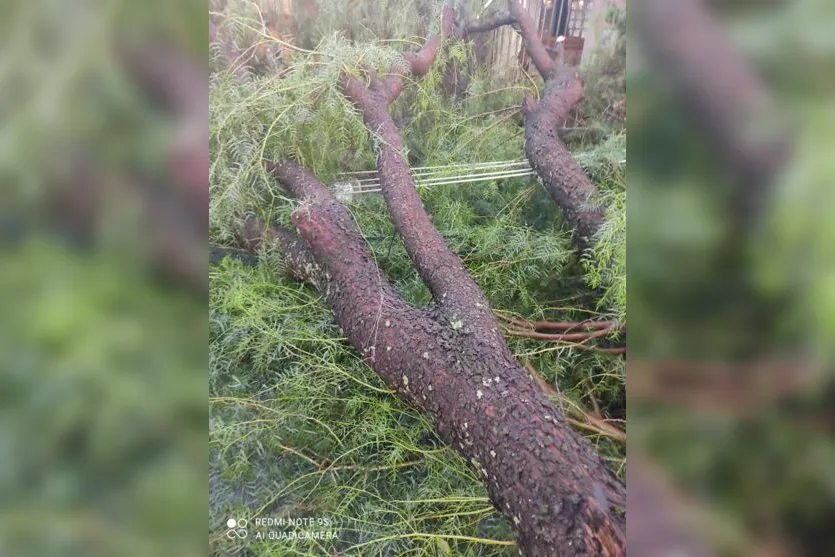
[[234, 7, 624, 556]]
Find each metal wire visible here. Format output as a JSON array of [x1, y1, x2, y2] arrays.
[[349, 169, 538, 194], [341, 159, 530, 176], [350, 160, 533, 186], [332, 155, 624, 197], [335, 159, 537, 195]]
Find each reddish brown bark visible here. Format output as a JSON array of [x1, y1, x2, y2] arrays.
[[236, 9, 625, 555], [505, 326, 614, 343], [464, 1, 605, 248]]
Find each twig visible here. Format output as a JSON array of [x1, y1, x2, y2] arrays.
[[504, 326, 612, 343], [525, 363, 625, 444], [495, 312, 614, 332], [587, 374, 603, 420]]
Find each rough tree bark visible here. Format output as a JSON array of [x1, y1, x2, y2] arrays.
[[462, 0, 606, 248], [235, 7, 625, 556]]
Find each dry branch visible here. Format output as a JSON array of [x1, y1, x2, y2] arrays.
[[463, 11, 516, 36], [496, 312, 615, 332], [496, 314, 624, 353], [505, 326, 613, 343], [525, 364, 626, 444]]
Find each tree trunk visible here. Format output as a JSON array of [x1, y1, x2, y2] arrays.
[[235, 8, 625, 556]]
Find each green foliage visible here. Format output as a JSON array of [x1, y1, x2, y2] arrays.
[[585, 190, 626, 325], [0, 238, 207, 556], [292, 0, 448, 48], [210, 3, 626, 553], [581, 133, 627, 324], [210, 260, 518, 555], [209, 31, 397, 241]]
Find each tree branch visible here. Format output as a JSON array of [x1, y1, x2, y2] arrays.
[[265, 159, 335, 204], [506, 0, 555, 77], [262, 160, 408, 315], [526, 363, 626, 444], [234, 217, 322, 288], [338, 7, 500, 330], [495, 313, 615, 331], [227, 7, 627, 553], [504, 326, 614, 343], [460, 1, 605, 247], [464, 11, 515, 36]]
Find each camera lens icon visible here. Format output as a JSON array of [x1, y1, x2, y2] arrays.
[[226, 518, 248, 539]]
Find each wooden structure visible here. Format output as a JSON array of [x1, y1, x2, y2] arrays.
[[485, 0, 590, 80]]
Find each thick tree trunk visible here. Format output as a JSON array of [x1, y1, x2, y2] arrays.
[[235, 8, 625, 556], [463, 1, 606, 248], [238, 172, 625, 556]]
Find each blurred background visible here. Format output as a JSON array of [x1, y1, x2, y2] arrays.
[[208, 1, 626, 555], [0, 0, 208, 555], [3, 0, 834, 554], [628, 0, 835, 555]]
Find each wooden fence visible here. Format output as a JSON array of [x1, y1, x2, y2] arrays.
[[483, 0, 590, 81]]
